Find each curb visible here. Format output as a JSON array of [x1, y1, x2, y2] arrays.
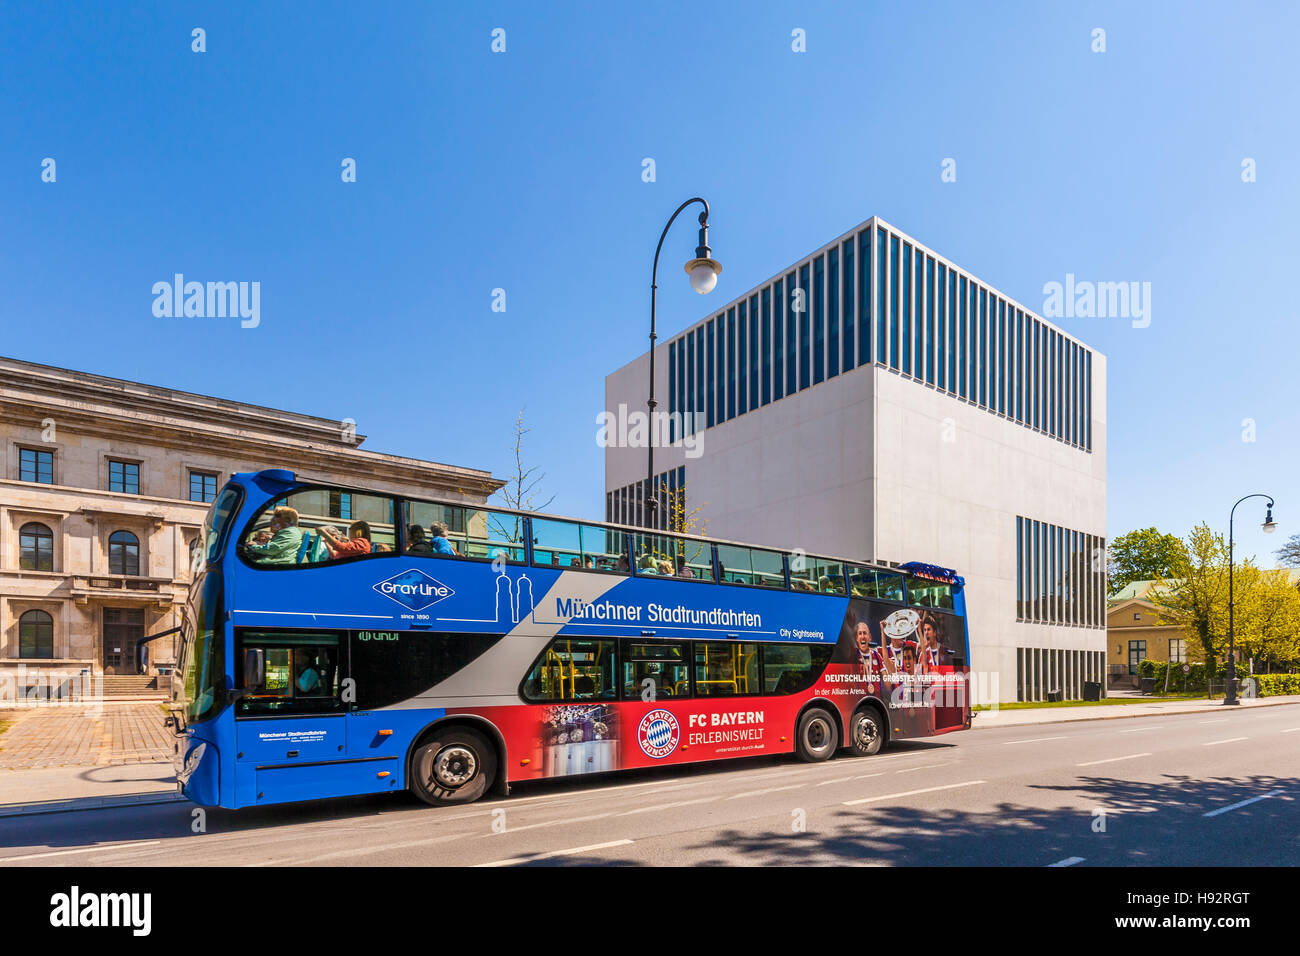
[[0, 791, 188, 819], [971, 696, 1300, 729]]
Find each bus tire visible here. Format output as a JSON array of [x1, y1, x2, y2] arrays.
[[410, 727, 497, 806], [848, 706, 885, 757], [794, 707, 837, 762]]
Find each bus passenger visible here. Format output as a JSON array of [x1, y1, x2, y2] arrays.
[[637, 554, 659, 574], [675, 556, 695, 578], [243, 506, 302, 565], [318, 520, 372, 559], [407, 524, 434, 554], [658, 559, 674, 575], [428, 522, 457, 555], [615, 554, 630, 573]]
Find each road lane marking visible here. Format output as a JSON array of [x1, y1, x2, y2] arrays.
[[1048, 856, 1085, 867], [487, 811, 616, 835], [728, 784, 803, 800], [1077, 752, 1150, 767], [1198, 718, 1229, 724], [816, 772, 886, 787], [1118, 727, 1152, 734], [893, 762, 952, 774], [1281, 727, 1300, 734], [0, 840, 161, 863], [843, 780, 985, 806], [1203, 737, 1248, 746], [618, 796, 719, 815], [1002, 736, 1069, 745], [475, 839, 633, 867], [1203, 790, 1284, 818]]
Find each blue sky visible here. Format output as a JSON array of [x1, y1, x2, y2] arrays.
[[2, 1, 1296, 566]]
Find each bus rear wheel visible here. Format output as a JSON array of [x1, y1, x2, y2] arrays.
[[849, 707, 885, 757], [410, 727, 496, 806], [794, 708, 837, 762]]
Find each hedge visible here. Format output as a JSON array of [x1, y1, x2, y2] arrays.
[[1135, 659, 1299, 696]]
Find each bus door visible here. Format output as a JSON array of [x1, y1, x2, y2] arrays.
[[231, 629, 358, 806]]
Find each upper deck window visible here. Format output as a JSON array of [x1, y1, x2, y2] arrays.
[[242, 488, 396, 567], [789, 556, 846, 595], [716, 544, 785, 589], [848, 565, 906, 602], [531, 517, 625, 571], [631, 531, 714, 581], [406, 501, 526, 562]]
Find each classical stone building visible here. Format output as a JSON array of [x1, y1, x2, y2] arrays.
[[0, 356, 501, 696]]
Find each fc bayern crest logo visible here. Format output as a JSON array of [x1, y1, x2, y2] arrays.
[[637, 709, 680, 759]]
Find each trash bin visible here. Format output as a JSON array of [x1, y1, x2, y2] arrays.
[[1140, 677, 1156, 695], [1082, 681, 1101, 702], [1046, 688, 1063, 703]]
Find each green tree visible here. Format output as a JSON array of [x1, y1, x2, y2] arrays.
[[1147, 523, 1229, 664], [1275, 533, 1300, 569], [1107, 527, 1187, 596], [1233, 568, 1300, 672]]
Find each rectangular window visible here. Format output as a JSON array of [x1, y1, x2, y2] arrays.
[[900, 240, 912, 376], [813, 254, 826, 385], [189, 471, 218, 503], [716, 544, 785, 589], [668, 340, 677, 443], [978, 288, 988, 407], [706, 320, 716, 428], [841, 239, 855, 373], [1085, 350, 1092, 450], [876, 229, 887, 366], [749, 293, 760, 410], [524, 638, 618, 701], [948, 269, 958, 391], [786, 272, 799, 389], [798, 264, 811, 389], [858, 229, 871, 366], [936, 263, 947, 390], [827, 248, 840, 379], [958, 276, 968, 398], [914, 248, 925, 382], [235, 630, 345, 716], [773, 278, 786, 402], [889, 235, 900, 370], [1169, 638, 1186, 664], [925, 256, 936, 384], [998, 299, 1007, 414], [726, 307, 737, 420], [108, 460, 139, 494], [848, 566, 905, 602], [19, 447, 54, 484], [1016, 516, 1024, 619], [621, 641, 689, 700], [789, 556, 846, 595], [737, 302, 748, 416], [695, 642, 760, 697], [760, 286, 771, 406]]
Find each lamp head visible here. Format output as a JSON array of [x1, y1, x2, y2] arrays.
[[1262, 506, 1277, 534], [684, 209, 721, 295]]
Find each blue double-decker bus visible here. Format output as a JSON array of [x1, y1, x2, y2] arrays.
[[171, 469, 971, 809]]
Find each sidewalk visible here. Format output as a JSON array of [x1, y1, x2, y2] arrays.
[[972, 693, 1300, 728], [0, 761, 182, 818], [0, 700, 173, 770]]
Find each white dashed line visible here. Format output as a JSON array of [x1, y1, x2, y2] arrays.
[[0, 840, 161, 863], [1203, 737, 1248, 746], [475, 839, 634, 867], [843, 780, 985, 806], [1203, 790, 1283, 818], [1048, 856, 1085, 867], [1077, 752, 1150, 767], [1002, 736, 1069, 745]]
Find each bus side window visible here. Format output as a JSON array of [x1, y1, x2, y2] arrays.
[[521, 639, 617, 702]]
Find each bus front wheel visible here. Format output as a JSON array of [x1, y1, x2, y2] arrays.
[[849, 707, 885, 757], [410, 727, 496, 806], [794, 708, 837, 762]]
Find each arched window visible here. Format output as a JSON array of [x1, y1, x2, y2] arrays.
[[19, 522, 54, 572], [109, 530, 140, 576], [19, 609, 54, 659]]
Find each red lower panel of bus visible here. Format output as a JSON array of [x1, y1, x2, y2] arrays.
[[447, 664, 968, 784]]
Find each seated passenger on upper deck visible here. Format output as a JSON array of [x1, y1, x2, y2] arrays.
[[428, 522, 457, 556], [318, 520, 372, 559], [407, 524, 434, 554], [243, 506, 303, 565]]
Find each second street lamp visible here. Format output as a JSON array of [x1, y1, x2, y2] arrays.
[[646, 198, 721, 528], [1225, 494, 1277, 705]]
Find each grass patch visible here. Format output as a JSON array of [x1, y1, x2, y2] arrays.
[[0, 719, 13, 750], [974, 693, 1212, 712]]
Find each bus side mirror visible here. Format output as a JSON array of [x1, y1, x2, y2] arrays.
[[244, 648, 265, 689]]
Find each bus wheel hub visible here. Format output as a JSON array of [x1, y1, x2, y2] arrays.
[[855, 715, 877, 746], [433, 746, 477, 788]]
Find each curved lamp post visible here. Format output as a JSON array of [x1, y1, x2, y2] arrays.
[[646, 198, 721, 528], [1225, 494, 1276, 704]]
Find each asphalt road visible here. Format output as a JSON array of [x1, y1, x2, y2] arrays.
[[1, 705, 1296, 867]]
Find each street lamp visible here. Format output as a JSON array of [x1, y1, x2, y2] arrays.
[[1225, 494, 1277, 705], [646, 198, 721, 528]]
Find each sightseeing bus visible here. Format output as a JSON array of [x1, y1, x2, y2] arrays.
[[170, 469, 971, 809]]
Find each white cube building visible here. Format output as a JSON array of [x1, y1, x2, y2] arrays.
[[604, 217, 1107, 704]]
